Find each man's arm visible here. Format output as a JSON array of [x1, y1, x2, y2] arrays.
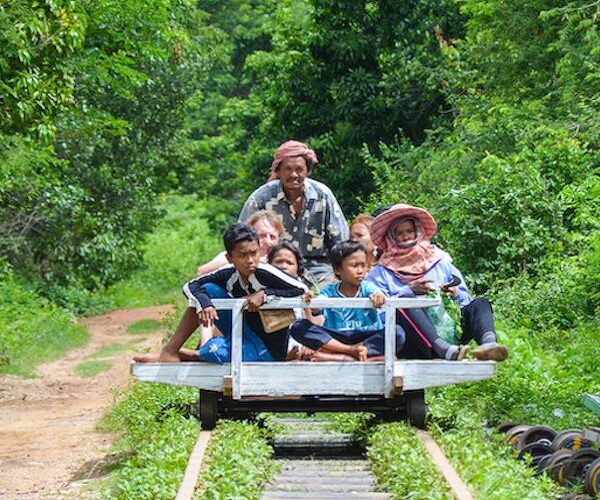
[[238, 187, 266, 222], [324, 191, 349, 250]]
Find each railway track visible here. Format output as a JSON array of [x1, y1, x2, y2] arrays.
[[177, 415, 474, 499], [264, 417, 388, 499]]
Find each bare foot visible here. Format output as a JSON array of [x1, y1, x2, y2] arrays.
[[350, 344, 368, 361], [299, 345, 315, 361], [133, 350, 182, 363], [311, 351, 354, 362], [286, 345, 300, 361], [133, 352, 161, 363]]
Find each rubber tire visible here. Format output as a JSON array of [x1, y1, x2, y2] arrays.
[[199, 390, 219, 430], [405, 390, 427, 429], [535, 453, 554, 476], [584, 457, 600, 496]]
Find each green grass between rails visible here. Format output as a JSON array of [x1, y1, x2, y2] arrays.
[[194, 420, 277, 499], [368, 422, 452, 499]]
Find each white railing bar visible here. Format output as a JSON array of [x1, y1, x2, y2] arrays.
[[209, 296, 440, 400], [211, 297, 439, 310]]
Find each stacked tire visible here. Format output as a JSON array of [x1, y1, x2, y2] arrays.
[[500, 424, 600, 497]]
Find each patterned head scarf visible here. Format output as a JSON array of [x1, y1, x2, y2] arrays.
[[370, 204, 443, 281], [269, 140, 319, 181]]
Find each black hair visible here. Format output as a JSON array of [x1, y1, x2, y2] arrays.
[[329, 240, 367, 274], [267, 241, 305, 276], [371, 205, 393, 218], [223, 222, 259, 254]]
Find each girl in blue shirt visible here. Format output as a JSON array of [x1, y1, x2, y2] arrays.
[[289, 240, 405, 361]]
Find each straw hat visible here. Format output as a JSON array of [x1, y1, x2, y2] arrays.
[[370, 204, 437, 250]]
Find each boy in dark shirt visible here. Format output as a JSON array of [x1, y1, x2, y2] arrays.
[[134, 223, 308, 363]]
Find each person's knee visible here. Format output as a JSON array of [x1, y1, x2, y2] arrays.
[[471, 297, 493, 310], [202, 283, 229, 299], [289, 318, 312, 335], [395, 325, 406, 350]]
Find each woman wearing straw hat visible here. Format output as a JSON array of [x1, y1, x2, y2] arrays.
[[365, 204, 509, 362]]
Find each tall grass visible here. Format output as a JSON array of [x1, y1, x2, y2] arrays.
[[100, 195, 222, 310], [0, 269, 88, 376]]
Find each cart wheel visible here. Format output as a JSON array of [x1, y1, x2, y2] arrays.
[[517, 442, 554, 463], [199, 390, 219, 430], [584, 457, 600, 496], [551, 429, 581, 450], [546, 449, 574, 484], [516, 425, 557, 452], [535, 453, 554, 476], [505, 425, 531, 448], [405, 390, 427, 429], [563, 448, 600, 486], [497, 422, 521, 433]]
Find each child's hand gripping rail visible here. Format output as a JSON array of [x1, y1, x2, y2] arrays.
[[210, 296, 440, 399]]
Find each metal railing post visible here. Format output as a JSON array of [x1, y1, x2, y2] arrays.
[[384, 303, 396, 398]]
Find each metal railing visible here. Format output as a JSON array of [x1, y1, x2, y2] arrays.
[[210, 296, 439, 399]]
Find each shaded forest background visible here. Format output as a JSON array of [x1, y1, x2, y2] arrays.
[[1, 0, 598, 327]]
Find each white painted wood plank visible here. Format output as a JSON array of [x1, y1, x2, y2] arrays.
[[394, 360, 496, 390], [131, 362, 229, 391], [240, 362, 385, 396], [131, 360, 496, 394]]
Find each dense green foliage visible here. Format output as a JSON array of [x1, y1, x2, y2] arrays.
[[2, 1, 599, 497], [1, 0, 221, 296]]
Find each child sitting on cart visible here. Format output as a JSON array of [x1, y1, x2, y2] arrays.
[[289, 240, 406, 361], [134, 223, 308, 364]]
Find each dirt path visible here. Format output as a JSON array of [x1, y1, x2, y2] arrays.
[[0, 305, 174, 499]]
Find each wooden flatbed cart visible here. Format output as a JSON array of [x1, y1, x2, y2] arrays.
[[131, 297, 496, 429]]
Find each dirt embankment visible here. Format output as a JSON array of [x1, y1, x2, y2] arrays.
[[0, 305, 174, 499]]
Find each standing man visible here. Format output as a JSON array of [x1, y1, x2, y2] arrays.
[[239, 140, 349, 283]]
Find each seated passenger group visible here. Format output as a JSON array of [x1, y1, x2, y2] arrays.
[[135, 140, 508, 364]]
